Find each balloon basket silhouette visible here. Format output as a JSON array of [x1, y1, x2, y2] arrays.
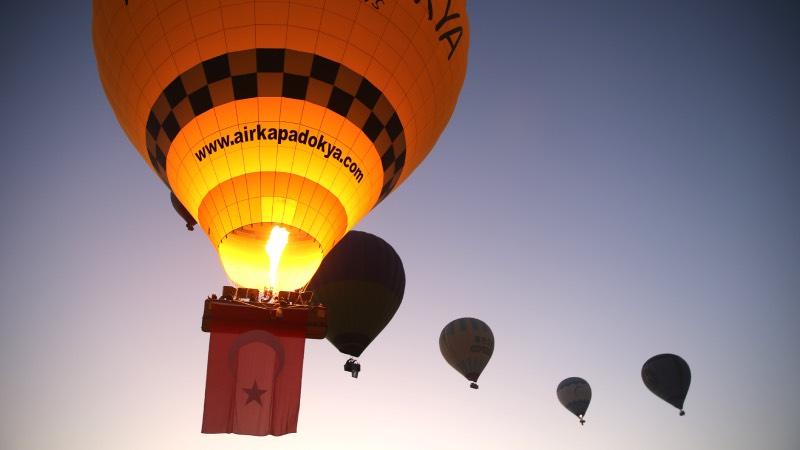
[[344, 358, 361, 378], [470, 382, 479, 389], [201, 292, 327, 339], [679, 410, 685, 416], [579, 417, 585, 426]]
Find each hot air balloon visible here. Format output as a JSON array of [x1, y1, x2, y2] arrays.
[[307, 230, 404, 378], [94, 1, 469, 437], [170, 191, 197, 230], [642, 353, 691, 416], [93, 0, 470, 292], [557, 377, 592, 425], [439, 318, 494, 389]]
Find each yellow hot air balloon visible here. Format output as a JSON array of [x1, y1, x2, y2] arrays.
[[93, 0, 469, 291]]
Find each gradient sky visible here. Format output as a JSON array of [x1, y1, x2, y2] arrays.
[[1, 1, 799, 449]]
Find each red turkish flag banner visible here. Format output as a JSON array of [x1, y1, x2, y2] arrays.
[[201, 326, 306, 436]]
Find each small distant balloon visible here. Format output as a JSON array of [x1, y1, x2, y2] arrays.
[[439, 318, 494, 389], [642, 354, 691, 416], [557, 377, 592, 425]]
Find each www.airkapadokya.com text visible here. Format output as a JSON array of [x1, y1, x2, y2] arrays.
[[194, 125, 364, 183]]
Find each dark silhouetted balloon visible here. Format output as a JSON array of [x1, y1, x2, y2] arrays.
[[439, 318, 494, 389], [308, 231, 405, 358], [557, 377, 592, 425], [642, 353, 691, 415], [170, 192, 197, 231]]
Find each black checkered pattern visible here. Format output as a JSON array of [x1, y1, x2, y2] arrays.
[[145, 49, 406, 201]]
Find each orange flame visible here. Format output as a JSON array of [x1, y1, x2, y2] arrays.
[[265, 225, 290, 290]]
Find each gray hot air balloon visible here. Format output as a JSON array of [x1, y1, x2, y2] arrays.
[[642, 353, 691, 416], [557, 377, 592, 425], [439, 318, 494, 389]]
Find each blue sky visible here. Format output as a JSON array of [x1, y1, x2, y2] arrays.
[[1, 1, 798, 449]]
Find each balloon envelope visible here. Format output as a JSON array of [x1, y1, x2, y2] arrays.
[[93, 0, 469, 290], [307, 231, 404, 358], [642, 353, 691, 415], [170, 191, 197, 230], [439, 318, 494, 387], [557, 377, 592, 424]]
